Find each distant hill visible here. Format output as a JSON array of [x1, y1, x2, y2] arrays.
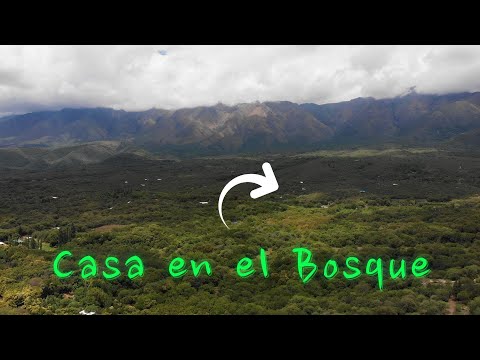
[[1, 92, 480, 155], [0, 141, 154, 169]]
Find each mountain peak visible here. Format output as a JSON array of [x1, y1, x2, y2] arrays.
[[1, 92, 480, 154]]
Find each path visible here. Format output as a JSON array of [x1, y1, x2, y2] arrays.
[[447, 297, 456, 315]]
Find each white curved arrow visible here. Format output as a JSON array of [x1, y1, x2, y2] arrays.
[[218, 162, 279, 229]]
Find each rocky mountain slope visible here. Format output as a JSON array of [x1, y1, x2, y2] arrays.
[[1, 92, 480, 155]]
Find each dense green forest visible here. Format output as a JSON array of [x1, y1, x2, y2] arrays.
[[0, 148, 480, 314]]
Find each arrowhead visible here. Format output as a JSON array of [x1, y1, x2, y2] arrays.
[[218, 162, 279, 229], [250, 162, 279, 199]]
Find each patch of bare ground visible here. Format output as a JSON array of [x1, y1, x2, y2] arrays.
[[448, 297, 456, 315]]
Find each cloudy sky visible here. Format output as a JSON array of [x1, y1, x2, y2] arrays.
[[0, 45, 480, 116]]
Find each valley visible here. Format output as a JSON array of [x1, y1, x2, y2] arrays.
[[2, 45, 480, 316], [0, 148, 479, 314]]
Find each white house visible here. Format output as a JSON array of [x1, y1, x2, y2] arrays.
[[79, 310, 95, 315]]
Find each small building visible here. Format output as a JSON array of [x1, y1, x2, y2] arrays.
[[79, 310, 95, 315], [17, 236, 33, 242]]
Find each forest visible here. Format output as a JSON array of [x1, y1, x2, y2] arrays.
[[0, 148, 479, 314]]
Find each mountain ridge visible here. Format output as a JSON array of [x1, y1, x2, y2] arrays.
[[2, 92, 480, 155]]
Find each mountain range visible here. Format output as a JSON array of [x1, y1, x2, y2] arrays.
[[1, 91, 480, 161]]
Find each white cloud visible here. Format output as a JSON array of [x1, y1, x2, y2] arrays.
[[0, 45, 480, 115]]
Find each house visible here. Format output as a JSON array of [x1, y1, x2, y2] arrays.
[[11, 235, 35, 245], [79, 310, 95, 315]]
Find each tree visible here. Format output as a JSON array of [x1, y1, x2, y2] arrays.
[[469, 297, 480, 315]]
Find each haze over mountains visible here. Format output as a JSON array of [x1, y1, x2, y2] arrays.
[[1, 91, 480, 167]]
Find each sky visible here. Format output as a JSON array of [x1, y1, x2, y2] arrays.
[[0, 45, 480, 116]]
